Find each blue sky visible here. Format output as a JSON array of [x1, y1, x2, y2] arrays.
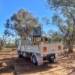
[[0, 0, 58, 36]]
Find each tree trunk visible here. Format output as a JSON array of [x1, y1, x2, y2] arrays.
[[68, 45, 73, 53]]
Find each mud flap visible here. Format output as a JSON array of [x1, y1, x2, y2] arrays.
[[36, 55, 43, 66]]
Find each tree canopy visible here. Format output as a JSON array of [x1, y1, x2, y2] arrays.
[[4, 9, 39, 39], [47, 0, 75, 52]]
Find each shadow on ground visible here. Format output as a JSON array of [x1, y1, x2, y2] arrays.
[[0, 56, 57, 75]]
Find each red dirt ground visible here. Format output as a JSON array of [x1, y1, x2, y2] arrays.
[[0, 49, 75, 75]]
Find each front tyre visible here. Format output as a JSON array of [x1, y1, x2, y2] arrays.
[[48, 55, 55, 63], [48, 58, 55, 63], [31, 55, 37, 65]]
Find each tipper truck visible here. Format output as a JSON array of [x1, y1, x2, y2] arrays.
[[16, 36, 63, 65]]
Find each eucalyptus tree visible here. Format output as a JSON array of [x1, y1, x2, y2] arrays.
[[4, 9, 39, 39], [0, 38, 4, 50], [51, 31, 63, 42], [47, 0, 75, 52]]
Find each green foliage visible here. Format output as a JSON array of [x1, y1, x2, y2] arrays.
[[11, 9, 39, 38], [5, 43, 16, 48], [48, 0, 75, 9], [47, 0, 75, 52], [4, 19, 15, 36], [51, 32, 63, 42], [4, 9, 39, 39]]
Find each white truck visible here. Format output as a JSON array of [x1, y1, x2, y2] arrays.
[[16, 37, 63, 65]]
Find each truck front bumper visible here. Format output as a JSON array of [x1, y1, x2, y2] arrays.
[[43, 53, 55, 61]]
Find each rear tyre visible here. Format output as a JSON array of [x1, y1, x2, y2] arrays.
[[18, 54, 23, 58], [48, 58, 55, 63], [31, 55, 37, 65], [48, 56, 55, 63], [18, 51, 23, 58], [51, 58, 55, 63]]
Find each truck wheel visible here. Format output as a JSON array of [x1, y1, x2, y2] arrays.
[[31, 55, 37, 65], [48, 57, 55, 63], [51, 58, 55, 63], [19, 54, 23, 58], [18, 51, 22, 58], [23, 52, 26, 57]]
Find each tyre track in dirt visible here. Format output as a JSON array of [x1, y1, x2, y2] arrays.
[[1, 51, 75, 75], [13, 54, 75, 75], [13, 57, 66, 75]]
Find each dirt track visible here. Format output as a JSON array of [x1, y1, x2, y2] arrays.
[[0, 50, 75, 75]]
